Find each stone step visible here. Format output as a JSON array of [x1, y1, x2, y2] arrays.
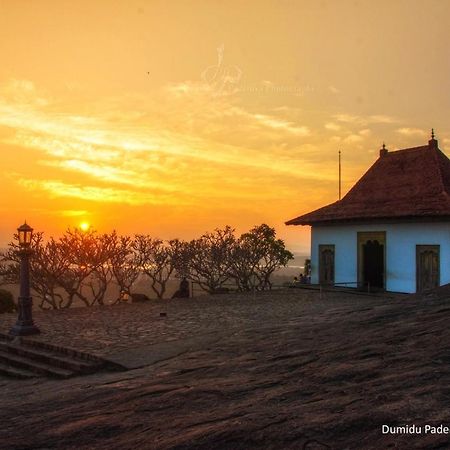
[[0, 361, 37, 379], [0, 341, 102, 374], [0, 333, 126, 380], [0, 350, 74, 379]]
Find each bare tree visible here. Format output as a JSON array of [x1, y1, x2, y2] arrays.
[[109, 232, 141, 302], [31, 236, 71, 309], [133, 236, 183, 299], [183, 226, 235, 293], [0, 239, 20, 287], [56, 228, 108, 307], [1, 223, 294, 307], [0, 232, 69, 309]]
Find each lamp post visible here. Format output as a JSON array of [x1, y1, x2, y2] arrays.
[[9, 222, 40, 336]]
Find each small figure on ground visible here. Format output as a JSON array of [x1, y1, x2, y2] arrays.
[[172, 277, 190, 299]]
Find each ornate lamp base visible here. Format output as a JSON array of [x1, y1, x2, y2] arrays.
[[9, 295, 40, 336], [9, 323, 40, 336]]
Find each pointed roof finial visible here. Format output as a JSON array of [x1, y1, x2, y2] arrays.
[[429, 128, 438, 148], [380, 142, 388, 157]]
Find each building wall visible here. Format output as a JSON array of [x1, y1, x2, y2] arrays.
[[310, 222, 450, 293]]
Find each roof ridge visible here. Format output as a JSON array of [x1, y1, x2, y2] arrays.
[[385, 145, 429, 155], [287, 141, 450, 226]]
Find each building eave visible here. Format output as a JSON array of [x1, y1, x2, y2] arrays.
[[287, 215, 450, 227]]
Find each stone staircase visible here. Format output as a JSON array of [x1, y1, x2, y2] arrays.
[[0, 334, 125, 379]]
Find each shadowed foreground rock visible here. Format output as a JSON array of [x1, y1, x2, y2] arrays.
[[2, 289, 450, 449]]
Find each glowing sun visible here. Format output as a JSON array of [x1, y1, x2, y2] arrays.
[[79, 221, 90, 232]]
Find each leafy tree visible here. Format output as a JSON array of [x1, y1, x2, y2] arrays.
[[228, 234, 261, 291], [229, 224, 294, 291], [251, 224, 294, 289]]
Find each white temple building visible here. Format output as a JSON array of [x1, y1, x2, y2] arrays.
[[286, 132, 450, 293]]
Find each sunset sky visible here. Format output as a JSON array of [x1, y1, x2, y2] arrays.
[[1, 0, 450, 253]]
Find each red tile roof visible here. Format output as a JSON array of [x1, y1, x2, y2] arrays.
[[286, 138, 450, 226]]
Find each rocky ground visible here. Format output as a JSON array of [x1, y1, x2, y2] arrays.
[[1, 287, 450, 449]]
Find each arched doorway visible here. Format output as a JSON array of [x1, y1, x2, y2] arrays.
[[358, 232, 386, 291]]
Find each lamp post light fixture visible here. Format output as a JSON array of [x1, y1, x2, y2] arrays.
[[9, 222, 40, 336]]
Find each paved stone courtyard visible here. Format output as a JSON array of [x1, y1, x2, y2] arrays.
[[2, 288, 450, 449], [0, 288, 387, 363]]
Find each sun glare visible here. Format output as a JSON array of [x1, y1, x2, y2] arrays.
[[79, 221, 90, 232]]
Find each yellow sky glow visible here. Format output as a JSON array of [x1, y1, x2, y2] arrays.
[[1, 0, 450, 253]]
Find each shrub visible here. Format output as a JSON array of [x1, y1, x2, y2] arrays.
[[0, 289, 16, 314]]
